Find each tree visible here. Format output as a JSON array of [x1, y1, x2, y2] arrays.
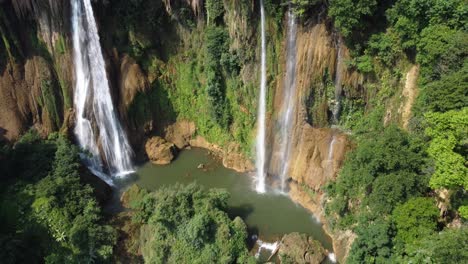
[[425, 108, 468, 190], [205, 0, 224, 25], [347, 219, 394, 264], [404, 227, 468, 263], [392, 197, 439, 246], [326, 125, 428, 225], [386, 0, 467, 51], [328, 0, 378, 37], [132, 183, 254, 264], [417, 25, 468, 83], [417, 63, 468, 113]]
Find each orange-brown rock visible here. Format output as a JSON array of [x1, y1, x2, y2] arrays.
[[164, 120, 196, 149], [189, 135, 254, 173], [118, 55, 150, 124], [0, 56, 64, 141], [145, 136, 177, 165], [289, 183, 356, 263], [278, 232, 326, 264]]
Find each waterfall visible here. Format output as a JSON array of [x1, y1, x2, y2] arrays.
[[332, 38, 343, 124], [72, 0, 134, 183], [326, 135, 337, 178], [328, 136, 337, 161], [278, 10, 298, 192], [255, 0, 267, 194], [255, 239, 279, 259]]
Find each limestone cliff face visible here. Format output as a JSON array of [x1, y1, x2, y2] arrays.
[[0, 56, 64, 141], [267, 22, 360, 190], [0, 1, 71, 142]]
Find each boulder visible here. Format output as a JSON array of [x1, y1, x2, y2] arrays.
[[278, 233, 326, 264], [165, 120, 196, 149], [145, 136, 177, 165]]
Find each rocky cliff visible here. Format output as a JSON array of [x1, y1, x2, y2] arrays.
[[267, 22, 359, 191], [0, 2, 421, 262]]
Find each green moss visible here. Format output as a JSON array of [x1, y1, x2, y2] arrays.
[[40, 80, 61, 129], [54, 34, 66, 55], [57, 77, 71, 109]]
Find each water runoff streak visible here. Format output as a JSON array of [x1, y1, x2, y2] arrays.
[[72, 0, 134, 183], [255, 0, 267, 193], [278, 9, 298, 192], [332, 37, 344, 123]]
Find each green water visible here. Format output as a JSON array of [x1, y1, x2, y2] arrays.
[[121, 148, 333, 252]]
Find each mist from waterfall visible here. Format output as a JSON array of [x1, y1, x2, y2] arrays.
[[72, 0, 134, 183], [255, 0, 267, 194], [278, 10, 298, 192]]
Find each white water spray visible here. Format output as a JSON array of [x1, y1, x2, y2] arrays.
[[328, 136, 337, 161], [72, 0, 134, 183], [278, 9, 298, 192], [328, 252, 337, 263], [255, 239, 279, 259], [255, 0, 267, 194]]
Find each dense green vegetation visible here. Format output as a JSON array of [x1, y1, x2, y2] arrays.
[[101, 0, 288, 154], [126, 183, 254, 263], [0, 131, 116, 263], [0, 0, 466, 263], [318, 0, 468, 263]]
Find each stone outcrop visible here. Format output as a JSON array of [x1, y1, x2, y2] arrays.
[[190, 135, 255, 173], [399, 65, 419, 130], [161, 120, 254, 172], [289, 183, 356, 263], [117, 54, 150, 126], [145, 136, 177, 165], [278, 233, 326, 264], [164, 120, 196, 149], [0, 56, 65, 141]]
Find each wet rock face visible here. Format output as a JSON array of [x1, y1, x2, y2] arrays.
[[267, 22, 355, 191], [279, 233, 326, 264], [0, 56, 64, 141], [164, 120, 196, 149], [145, 136, 177, 165]]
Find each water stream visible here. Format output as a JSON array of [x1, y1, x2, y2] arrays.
[[71, 0, 134, 183], [278, 9, 298, 192], [255, 0, 267, 194], [332, 38, 343, 123]]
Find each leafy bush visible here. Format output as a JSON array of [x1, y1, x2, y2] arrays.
[[328, 0, 378, 37], [403, 227, 468, 263], [131, 183, 254, 264], [367, 29, 403, 67], [205, 0, 224, 25], [0, 131, 116, 263], [392, 197, 439, 246], [326, 125, 428, 227], [347, 219, 394, 264], [425, 108, 468, 190], [417, 63, 468, 113], [417, 26, 468, 83], [387, 0, 467, 51]]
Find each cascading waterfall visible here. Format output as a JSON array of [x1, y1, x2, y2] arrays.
[[255, 239, 279, 259], [255, 0, 267, 194], [332, 38, 343, 124], [278, 9, 298, 192], [328, 136, 337, 161], [72, 0, 134, 183], [326, 135, 337, 178]]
